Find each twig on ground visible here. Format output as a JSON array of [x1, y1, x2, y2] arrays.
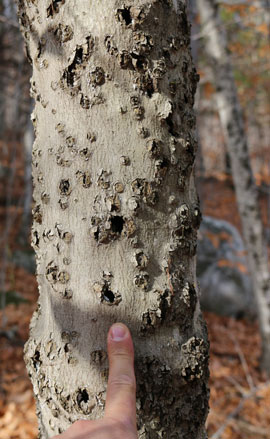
[[229, 333, 255, 393], [225, 375, 249, 397], [236, 418, 270, 438], [210, 382, 270, 439]]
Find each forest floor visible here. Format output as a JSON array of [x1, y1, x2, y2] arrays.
[[0, 141, 270, 438]]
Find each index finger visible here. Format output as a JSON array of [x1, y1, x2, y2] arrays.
[[104, 323, 137, 431]]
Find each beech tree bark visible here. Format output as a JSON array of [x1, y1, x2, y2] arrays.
[[17, 1, 209, 437], [197, 0, 270, 373]]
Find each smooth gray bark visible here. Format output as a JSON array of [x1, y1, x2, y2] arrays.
[[197, 0, 270, 373], [17, 0, 209, 437]]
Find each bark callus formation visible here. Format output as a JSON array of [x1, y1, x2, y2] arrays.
[[17, 0, 209, 437]]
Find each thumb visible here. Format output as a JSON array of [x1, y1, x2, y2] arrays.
[[105, 323, 137, 431]]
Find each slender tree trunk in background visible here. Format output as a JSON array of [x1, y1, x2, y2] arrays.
[[0, 0, 25, 322], [0, 1, 4, 135], [17, 1, 209, 437], [257, 0, 270, 40], [187, 0, 205, 210], [1, 0, 28, 135], [197, 0, 270, 373]]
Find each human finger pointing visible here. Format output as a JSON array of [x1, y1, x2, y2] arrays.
[[105, 323, 137, 432]]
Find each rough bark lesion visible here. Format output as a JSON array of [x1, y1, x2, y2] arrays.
[[93, 273, 122, 306], [49, 23, 74, 44], [60, 35, 95, 93], [136, 348, 209, 438], [47, 0, 65, 19], [89, 214, 134, 244], [141, 288, 171, 333]]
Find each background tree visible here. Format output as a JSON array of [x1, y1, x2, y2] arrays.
[[16, 0, 209, 438], [197, 0, 270, 373], [257, 0, 270, 39], [0, 0, 32, 321]]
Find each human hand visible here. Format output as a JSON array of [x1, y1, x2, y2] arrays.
[[52, 323, 137, 439]]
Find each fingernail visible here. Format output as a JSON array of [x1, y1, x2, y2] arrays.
[[110, 324, 127, 341]]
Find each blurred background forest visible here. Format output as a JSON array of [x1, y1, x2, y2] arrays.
[[0, 0, 269, 438]]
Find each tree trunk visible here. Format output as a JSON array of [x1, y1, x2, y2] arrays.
[[256, 0, 270, 40], [17, 1, 209, 437], [197, 0, 270, 373]]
